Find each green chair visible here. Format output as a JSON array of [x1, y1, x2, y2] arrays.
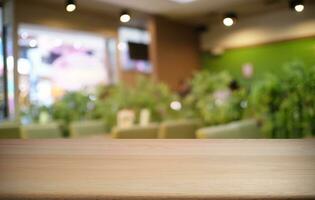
[[69, 120, 106, 138], [158, 119, 202, 139], [21, 123, 63, 139], [0, 121, 21, 139], [112, 124, 159, 139], [196, 119, 262, 139]]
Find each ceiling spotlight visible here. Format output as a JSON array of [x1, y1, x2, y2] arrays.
[[289, 0, 304, 12], [120, 10, 131, 23], [223, 17, 234, 27], [223, 12, 237, 27], [66, 0, 76, 12]]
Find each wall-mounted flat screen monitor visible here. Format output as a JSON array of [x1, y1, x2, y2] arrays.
[[128, 42, 148, 61]]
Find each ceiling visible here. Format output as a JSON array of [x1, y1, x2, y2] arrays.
[[95, 0, 247, 17], [92, 0, 298, 25], [41, 0, 315, 26]]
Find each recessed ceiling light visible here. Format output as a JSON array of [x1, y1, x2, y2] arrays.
[[294, 4, 304, 12], [223, 12, 238, 27], [65, 0, 76, 12], [289, 0, 304, 13], [223, 17, 234, 27], [170, 0, 197, 4], [120, 10, 131, 23]]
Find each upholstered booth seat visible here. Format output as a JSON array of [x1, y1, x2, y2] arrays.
[[158, 119, 202, 139], [21, 123, 63, 139], [196, 119, 262, 139], [0, 121, 21, 139], [112, 124, 159, 139], [69, 120, 107, 138]]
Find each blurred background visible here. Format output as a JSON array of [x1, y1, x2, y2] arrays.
[[0, 0, 314, 139]]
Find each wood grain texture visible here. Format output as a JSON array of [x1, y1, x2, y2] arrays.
[[0, 139, 315, 200]]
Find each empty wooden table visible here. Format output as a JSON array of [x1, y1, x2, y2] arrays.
[[0, 139, 315, 200]]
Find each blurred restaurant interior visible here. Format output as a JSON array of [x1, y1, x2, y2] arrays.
[[0, 1, 315, 199], [0, 0, 314, 139]]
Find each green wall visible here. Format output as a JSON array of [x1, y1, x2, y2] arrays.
[[202, 37, 315, 79]]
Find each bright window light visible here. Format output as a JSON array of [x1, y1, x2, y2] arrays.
[[117, 42, 127, 51], [18, 58, 31, 75], [29, 39, 37, 47]]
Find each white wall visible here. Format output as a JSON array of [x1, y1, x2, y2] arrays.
[[201, 4, 315, 51]]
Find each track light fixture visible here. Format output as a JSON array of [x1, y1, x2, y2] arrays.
[[66, 0, 76, 12], [223, 12, 238, 27], [120, 10, 131, 23], [289, 0, 304, 12]]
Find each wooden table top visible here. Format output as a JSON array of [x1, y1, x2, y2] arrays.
[[0, 139, 315, 200]]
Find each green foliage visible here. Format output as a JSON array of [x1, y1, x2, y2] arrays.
[[21, 77, 179, 132], [20, 104, 51, 123], [20, 91, 98, 136], [51, 91, 98, 125], [189, 71, 232, 97], [184, 71, 251, 125], [185, 62, 315, 138], [250, 62, 315, 138], [21, 62, 314, 139], [95, 77, 180, 129]]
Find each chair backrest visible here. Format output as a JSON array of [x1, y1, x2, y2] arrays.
[[112, 124, 159, 139], [158, 120, 202, 139], [196, 119, 262, 139], [69, 120, 106, 138], [0, 121, 21, 139], [21, 123, 63, 139]]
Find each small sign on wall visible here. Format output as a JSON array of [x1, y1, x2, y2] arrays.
[[242, 63, 254, 78]]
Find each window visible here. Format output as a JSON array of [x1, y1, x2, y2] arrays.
[[18, 24, 118, 107]]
